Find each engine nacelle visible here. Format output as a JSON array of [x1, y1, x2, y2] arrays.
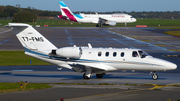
[[55, 47, 82, 59], [105, 21, 116, 26]]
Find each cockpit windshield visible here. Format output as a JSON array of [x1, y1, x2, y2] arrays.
[[138, 50, 149, 58]]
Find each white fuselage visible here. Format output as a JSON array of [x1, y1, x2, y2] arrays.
[[26, 47, 177, 74], [76, 13, 137, 24]]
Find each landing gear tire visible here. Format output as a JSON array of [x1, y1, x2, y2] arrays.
[[100, 24, 103, 28], [152, 73, 158, 80], [96, 24, 99, 27], [96, 74, 103, 78], [83, 73, 90, 80]]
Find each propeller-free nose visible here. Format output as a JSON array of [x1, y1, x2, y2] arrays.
[[166, 62, 177, 70]]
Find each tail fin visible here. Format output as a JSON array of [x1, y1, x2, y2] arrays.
[[59, 1, 78, 22], [59, 1, 69, 17], [9, 23, 57, 52]]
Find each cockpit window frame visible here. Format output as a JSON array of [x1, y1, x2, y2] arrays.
[[138, 50, 149, 58]]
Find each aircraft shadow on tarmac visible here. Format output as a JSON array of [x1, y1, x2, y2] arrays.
[[0, 72, 166, 80]]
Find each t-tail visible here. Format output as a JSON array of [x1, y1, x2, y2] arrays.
[[58, 1, 83, 22], [9, 23, 57, 52], [9, 23, 72, 69], [9, 23, 58, 60]]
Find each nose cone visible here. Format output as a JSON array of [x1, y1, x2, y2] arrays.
[[131, 18, 137, 22], [153, 58, 177, 71], [166, 62, 177, 70]]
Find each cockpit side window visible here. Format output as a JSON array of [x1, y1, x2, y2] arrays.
[[132, 51, 139, 57], [138, 50, 149, 58]]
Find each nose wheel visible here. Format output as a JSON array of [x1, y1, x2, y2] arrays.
[[152, 72, 158, 80]]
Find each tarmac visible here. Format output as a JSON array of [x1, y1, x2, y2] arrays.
[[0, 27, 180, 101]]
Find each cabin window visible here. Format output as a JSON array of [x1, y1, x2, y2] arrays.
[[138, 50, 149, 58], [98, 51, 102, 56], [105, 52, 109, 57], [113, 52, 117, 57], [132, 51, 139, 57], [121, 52, 124, 57]]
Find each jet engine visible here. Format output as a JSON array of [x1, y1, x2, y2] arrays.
[[52, 47, 82, 59], [105, 21, 116, 26]]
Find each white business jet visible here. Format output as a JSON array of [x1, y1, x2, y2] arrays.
[[58, 1, 136, 27], [9, 23, 177, 80]]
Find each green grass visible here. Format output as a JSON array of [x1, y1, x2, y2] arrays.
[[0, 51, 50, 66], [131, 18, 180, 27], [164, 31, 180, 37], [0, 82, 51, 93], [1, 18, 180, 27]]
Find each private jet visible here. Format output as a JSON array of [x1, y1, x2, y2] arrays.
[[8, 23, 177, 80]]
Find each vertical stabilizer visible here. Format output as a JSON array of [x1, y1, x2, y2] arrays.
[[59, 1, 68, 17], [9, 23, 57, 51], [59, 1, 78, 22]]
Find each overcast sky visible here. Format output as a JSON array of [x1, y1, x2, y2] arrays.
[[1, 0, 180, 12]]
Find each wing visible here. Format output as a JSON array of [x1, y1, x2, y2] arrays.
[[98, 17, 108, 24], [69, 62, 117, 73], [98, 17, 116, 26]]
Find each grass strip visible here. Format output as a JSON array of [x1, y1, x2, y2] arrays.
[[0, 82, 51, 93], [0, 51, 50, 66], [164, 31, 180, 37]]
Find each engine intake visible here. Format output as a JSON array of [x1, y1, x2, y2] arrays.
[[53, 47, 82, 59]]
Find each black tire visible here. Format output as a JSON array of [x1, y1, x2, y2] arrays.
[[96, 74, 104, 78], [83, 73, 90, 79], [96, 24, 99, 27], [152, 74, 158, 80]]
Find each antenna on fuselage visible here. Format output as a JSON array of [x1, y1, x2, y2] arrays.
[[88, 43, 92, 48]]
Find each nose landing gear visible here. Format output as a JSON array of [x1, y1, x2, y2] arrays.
[[152, 71, 158, 80]]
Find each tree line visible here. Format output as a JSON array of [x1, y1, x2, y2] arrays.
[[1, 5, 180, 19], [0, 5, 60, 18]]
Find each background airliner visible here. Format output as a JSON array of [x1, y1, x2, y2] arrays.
[[9, 23, 177, 80], [58, 1, 137, 27]]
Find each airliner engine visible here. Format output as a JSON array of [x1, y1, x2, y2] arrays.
[[105, 21, 116, 26], [52, 47, 82, 59]]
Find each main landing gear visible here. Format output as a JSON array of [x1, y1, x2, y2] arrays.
[[83, 73, 106, 79], [83, 73, 91, 79], [152, 71, 158, 80], [96, 73, 106, 78], [96, 24, 103, 28]]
